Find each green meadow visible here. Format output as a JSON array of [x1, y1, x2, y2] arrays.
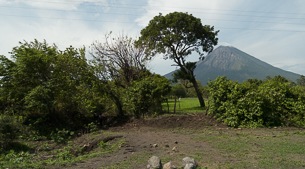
[[163, 97, 205, 113]]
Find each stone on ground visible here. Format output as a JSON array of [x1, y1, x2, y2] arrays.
[[163, 161, 177, 169], [147, 156, 162, 169], [182, 157, 197, 169]]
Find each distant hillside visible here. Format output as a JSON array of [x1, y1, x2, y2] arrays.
[[165, 46, 301, 84]]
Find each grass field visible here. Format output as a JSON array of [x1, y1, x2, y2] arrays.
[[162, 97, 206, 113], [191, 127, 305, 168]]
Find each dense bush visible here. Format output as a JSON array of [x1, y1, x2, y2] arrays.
[[171, 84, 187, 98], [207, 76, 305, 128], [125, 74, 171, 118], [0, 115, 21, 150], [0, 40, 106, 131]]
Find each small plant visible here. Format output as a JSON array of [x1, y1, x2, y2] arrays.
[[50, 128, 74, 144], [86, 122, 99, 133], [0, 150, 34, 168], [98, 141, 108, 150], [55, 145, 74, 161]]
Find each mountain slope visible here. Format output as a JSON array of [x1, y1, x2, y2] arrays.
[[165, 46, 301, 84]]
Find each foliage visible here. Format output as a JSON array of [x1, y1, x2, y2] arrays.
[[50, 128, 75, 144], [90, 33, 152, 117], [171, 79, 205, 98], [85, 122, 99, 133], [0, 115, 21, 150], [125, 74, 171, 118], [136, 11, 219, 107], [0, 150, 34, 168], [207, 76, 305, 127], [55, 144, 75, 160], [0, 55, 16, 113], [171, 84, 187, 98], [0, 39, 105, 131]]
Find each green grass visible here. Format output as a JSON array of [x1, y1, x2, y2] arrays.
[[101, 127, 305, 169], [192, 128, 305, 168], [162, 97, 206, 113]]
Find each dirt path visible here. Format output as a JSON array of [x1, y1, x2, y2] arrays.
[[64, 114, 227, 169]]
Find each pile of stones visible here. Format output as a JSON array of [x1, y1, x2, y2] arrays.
[[147, 156, 197, 169]]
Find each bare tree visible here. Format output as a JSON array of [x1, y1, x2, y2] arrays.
[[90, 32, 151, 117]]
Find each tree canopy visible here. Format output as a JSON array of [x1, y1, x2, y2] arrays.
[[90, 33, 170, 118], [136, 12, 218, 107], [0, 40, 104, 130], [90, 33, 153, 117]]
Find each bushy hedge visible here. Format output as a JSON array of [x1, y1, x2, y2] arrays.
[[207, 76, 305, 128]]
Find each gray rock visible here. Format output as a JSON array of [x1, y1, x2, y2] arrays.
[[184, 163, 196, 169], [163, 161, 177, 169], [147, 156, 162, 169], [182, 157, 197, 169]]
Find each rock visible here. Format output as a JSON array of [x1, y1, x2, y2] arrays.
[[153, 144, 158, 148], [163, 161, 177, 169], [184, 163, 196, 169], [147, 156, 162, 169], [182, 157, 197, 169], [172, 146, 177, 152]]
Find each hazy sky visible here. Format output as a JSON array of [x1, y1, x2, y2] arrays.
[[0, 0, 304, 75]]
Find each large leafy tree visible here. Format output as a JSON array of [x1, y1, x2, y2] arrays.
[[0, 40, 104, 130], [136, 12, 218, 107], [0, 55, 16, 113]]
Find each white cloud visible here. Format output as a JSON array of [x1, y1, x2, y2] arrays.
[[0, 0, 109, 10], [0, 0, 140, 57], [135, 0, 242, 27], [1, 0, 305, 76]]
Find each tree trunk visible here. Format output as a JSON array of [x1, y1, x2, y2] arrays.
[[166, 98, 169, 113], [191, 79, 205, 108], [174, 97, 177, 113], [108, 92, 124, 117]]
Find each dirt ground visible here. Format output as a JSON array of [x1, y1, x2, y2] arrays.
[[62, 114, 227, 169]]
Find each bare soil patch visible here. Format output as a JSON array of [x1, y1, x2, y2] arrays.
[[57, 114, 305, 169], [61, 114, 226, 169], [120, 113, 225, 129]]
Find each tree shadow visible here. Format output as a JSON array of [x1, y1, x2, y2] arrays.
[[1, 142, 34, 154]]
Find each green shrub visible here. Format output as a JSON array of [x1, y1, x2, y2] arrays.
[[0, 115, 21, 150], [85, 122, 99, 133], [125, 74, 171, 118], [207, 76, 305, 128], [50, 128, 74, 144]]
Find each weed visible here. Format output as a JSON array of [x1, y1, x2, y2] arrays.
[[50, 128, 75, 144], [86, 122, 99, 133]]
